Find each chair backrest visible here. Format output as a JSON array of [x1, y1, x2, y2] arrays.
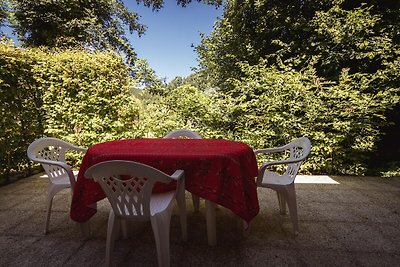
[[27, 137, 72, 181], [283, 137, 311, 179], [163, 129, 202, 139], [85, 160, 174, 220]]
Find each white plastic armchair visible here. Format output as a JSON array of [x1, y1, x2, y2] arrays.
[[254, 136, 311, 234], [164, 129, 202, 212], [85, 160, 187, 267], [27, 137, 87, 234]]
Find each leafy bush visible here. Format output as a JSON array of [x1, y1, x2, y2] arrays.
[[224, 60, 399, 175], [195, 0, 400, 175], [1, 32, 398, 182], [0, 40, 44, 183], [33, 49, 143, 145], [0, 41, 144, 182], [139, 84, 225, 138]]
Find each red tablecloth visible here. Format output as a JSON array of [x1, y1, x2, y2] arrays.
[[70, 138, 259, 223]]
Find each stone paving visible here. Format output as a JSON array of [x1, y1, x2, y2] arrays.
[[0, 173, 399, 266]]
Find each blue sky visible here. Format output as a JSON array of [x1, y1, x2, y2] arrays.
[[125, 1, 223, 81]]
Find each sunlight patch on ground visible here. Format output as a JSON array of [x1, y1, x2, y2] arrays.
[[295, 175, 340, 184]]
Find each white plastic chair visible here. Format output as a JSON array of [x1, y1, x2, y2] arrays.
[[27, 137, 87, 234], [163, 129, 202, 212], [85, 160, 187, 267], [254, 137, 311, 234], [163, 129, 202, 139]]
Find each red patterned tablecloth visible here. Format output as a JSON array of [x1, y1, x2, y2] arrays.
[[70, 138, 259, 223]]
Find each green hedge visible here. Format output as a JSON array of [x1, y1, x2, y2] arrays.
[[35, 48, 143, 146], [141, 61, 399, 176], [0, 40, 44, 183], [216, 61, 400, 175], [1, 40, 398, 183], [0, 41, 143, 183]]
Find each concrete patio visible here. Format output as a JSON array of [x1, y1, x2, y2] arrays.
[[0, 173, 399, 266]]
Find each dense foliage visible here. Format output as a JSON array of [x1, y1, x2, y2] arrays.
[[226, 62, 398, 174], [36, 49, 144, 146], [138, 83, 226, 138], [196, 0, 400, 175], [0, 41, 144, 184], [0, 40, 44, 182], [1, 0, 399, 184], [197, 0, 400, 88]]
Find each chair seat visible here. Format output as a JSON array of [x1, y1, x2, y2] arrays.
[[150, 192, 175, 215], [260, 170, 293, 187], [49, 173, 77, 186], [117, 191, 175, 217]]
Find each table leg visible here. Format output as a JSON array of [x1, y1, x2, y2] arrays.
[[239, 219, 250, 237], [80, 221, 91, 239], [79, 202, 97, 239], [205, 200, 217, 246]]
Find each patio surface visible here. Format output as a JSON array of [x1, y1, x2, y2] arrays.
[[0, 173, 399, 266]]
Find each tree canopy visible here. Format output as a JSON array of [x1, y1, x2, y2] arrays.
[[7, 0, 223, 65], [0, 0, 8, 31], [196, 0, 400, 90], [9, 0, 142, 65], [138, 0, 222, 9], [194, 0, 400, 174]]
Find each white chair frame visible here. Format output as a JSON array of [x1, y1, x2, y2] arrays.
[[255, 136, 311, 234], [85, 160, 187, 267], [163, 129, 202, 212], [27, 137, 87, 234]]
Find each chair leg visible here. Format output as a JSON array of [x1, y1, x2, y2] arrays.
[[106, 210, 119, 267], [44, 184, 60, 234], [151, 207, 173, 267], [44, 195, 53, 234], [176, 191, 187, 241], [285, 185, 299, 234], [44, 184, 70, 234], [191, 193, 200, 212], [276, 192, 287, 214]]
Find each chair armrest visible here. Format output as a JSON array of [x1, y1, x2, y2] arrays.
[[254, 146, 286, 155], [261, 158, 303, 167], [32, 158, 71, 170], [69, 146, 87, 153], [258, 158, 304, 176], [33, 158, 76, 186], [170, 170, 185, 181], [170, 170, 185, 198]]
